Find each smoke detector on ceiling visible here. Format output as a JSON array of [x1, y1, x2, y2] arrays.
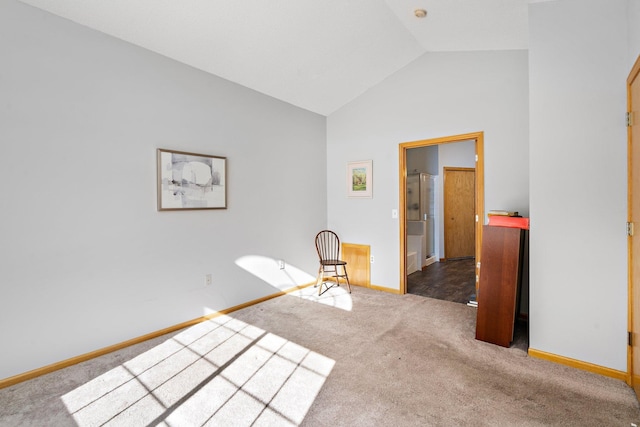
[[414, 9, 427, 18]]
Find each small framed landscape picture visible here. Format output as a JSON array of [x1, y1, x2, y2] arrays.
[[157, 148, 227, 211], [347, 160, 372, 198]]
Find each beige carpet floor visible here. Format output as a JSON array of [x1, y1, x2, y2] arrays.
[[1, 285, 639, 426]]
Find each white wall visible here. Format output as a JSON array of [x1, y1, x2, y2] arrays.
[[0, 0, 326, 379], [630, 0, 640, 68], [327, 50, 529, 289], [406, 145, 438, 176], [529, 0, 629, 370], [5, 0, 635, 384]]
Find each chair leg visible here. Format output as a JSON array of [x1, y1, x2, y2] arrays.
[[316, 264, 351, 296], [318, 266, 337, 296], [343, 266, 351, 293], [316, 266, 324, 295]]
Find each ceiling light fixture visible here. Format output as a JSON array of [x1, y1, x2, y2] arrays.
[[414, 9, 427, 18]]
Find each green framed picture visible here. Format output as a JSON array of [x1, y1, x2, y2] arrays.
[[347, 160, 372, 198]]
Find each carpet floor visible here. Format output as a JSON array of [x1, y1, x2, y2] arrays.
[[1, 285, 638, 426]]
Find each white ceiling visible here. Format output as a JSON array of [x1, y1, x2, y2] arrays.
[[18, 0, 530, 116]]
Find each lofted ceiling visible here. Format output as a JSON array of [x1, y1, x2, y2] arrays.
[[18, 0, 530, 116]]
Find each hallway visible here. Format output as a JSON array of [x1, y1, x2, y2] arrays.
[[407, 258, 476, 304]]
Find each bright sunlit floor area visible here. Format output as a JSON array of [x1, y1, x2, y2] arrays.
[[32, 255, 349, 427], [61, 314, 335, 426], [234, 255, 353, 311]]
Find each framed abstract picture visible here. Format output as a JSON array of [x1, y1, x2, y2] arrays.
[[347, 160, 372, 198], [157, 148, 227, 210]]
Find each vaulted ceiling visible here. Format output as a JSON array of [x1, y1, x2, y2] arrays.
[[19, 0, 530, 115]]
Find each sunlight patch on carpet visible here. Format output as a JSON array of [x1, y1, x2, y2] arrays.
[[287, 284, 353, 311], [235, 254, 353, 311], [60, 315, 334, 426]]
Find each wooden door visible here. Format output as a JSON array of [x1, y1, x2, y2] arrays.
[[629, 55, 640, 397], [444, 167, 475, 259], [341, 243, 370, 287]]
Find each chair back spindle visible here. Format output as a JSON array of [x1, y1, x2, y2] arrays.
[[316, 230, 341, 263]]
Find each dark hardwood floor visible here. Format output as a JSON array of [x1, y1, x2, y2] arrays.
[[407, 258, 476, 304]]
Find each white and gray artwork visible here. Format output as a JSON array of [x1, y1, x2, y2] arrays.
[[158, 150, 226, 210]]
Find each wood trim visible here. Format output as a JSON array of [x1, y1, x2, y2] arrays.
[[0, 282, 316, 390], [369, 284, 402, 294], [628, 55, 640, 388], [528, 348, 627, 382], [398, 132, 484, 294], [627, 54, 640, 86], [476, 134, 485, 287]]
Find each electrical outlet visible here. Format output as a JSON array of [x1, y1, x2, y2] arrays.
[[370, 255, 374, 264], [278, 260, 285, 270], [205, 274, 212, 286]]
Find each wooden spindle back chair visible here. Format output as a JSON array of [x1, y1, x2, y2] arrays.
[[315, 230, 351, 295]]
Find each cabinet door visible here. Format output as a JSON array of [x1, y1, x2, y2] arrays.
[[475, 225, 524, 347], [341, 243, 370, 287]]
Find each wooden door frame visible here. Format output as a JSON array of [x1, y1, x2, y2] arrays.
[[398, 132, 484, 294], [627, 55, 640, 388], [443, 166, 476, 260]]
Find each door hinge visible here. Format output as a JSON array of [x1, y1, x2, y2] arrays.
[[630, 331, 633, 346], [627, 222, 634, 237], [475, 154, 478, 162], [627, 111, 634, 127]]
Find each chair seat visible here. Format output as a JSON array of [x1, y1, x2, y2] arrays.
[[321, 259, 346, 266]]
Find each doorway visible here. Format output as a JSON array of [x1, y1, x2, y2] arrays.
[[399, 132, 484, 296]]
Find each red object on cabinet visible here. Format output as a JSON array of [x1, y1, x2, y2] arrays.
[[487, 215, 529, 229]]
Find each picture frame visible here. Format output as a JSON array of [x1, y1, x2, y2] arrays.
[[157, 148, 227, 211], [347, 160, 372, 198]]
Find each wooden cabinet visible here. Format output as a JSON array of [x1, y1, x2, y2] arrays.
[[475, 225, 525, 347], [341, 243, 370, 288]]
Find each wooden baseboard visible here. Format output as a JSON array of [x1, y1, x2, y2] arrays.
[[369, 284, 401, 294], [528, 348, 628, 382], [0, 282, 316, 390], [17, 287, 625, 392]]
